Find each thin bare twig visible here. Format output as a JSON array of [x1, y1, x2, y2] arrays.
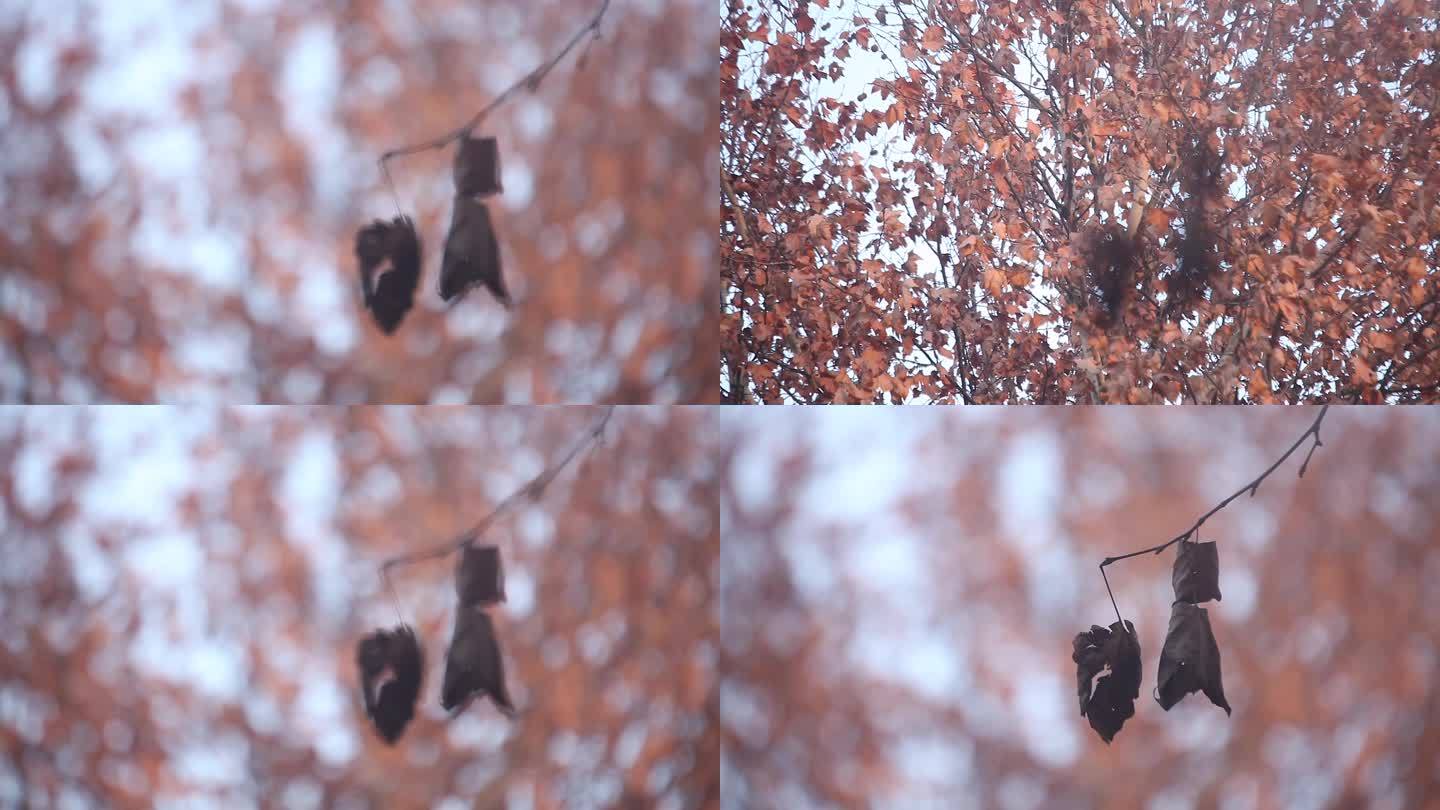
[[1098, 405, 1330, 628], [379, 406, 615, 576], [377, 0, 611, 202]]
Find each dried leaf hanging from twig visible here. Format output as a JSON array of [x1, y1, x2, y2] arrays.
[[439, 196, 511, 307], [356, 624, 424, 743], [455, 543, 506, 607], [1072, 620, 1141, 743], [441, 607, 515, 718], [1156, 601, 1231, 715], [453, 134, 503, 198], [354, 216, 422, 334], [1172, 537, 1222, 604]]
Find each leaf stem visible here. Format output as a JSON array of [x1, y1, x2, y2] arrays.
[[1101, 563, 1124, 630]]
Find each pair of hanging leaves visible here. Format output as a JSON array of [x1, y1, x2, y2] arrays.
[[354, 134, 510, 334], [356, 543, 513, 745], [1072, 537, 1229, 743], [442, 134, 510, 306], [1157, 538, 1230, 715], [442, 543, 514, 716]]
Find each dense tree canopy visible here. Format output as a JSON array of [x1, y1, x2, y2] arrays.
[[722, 0, 1440, 403]]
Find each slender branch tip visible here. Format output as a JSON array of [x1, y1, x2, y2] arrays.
[[1094, 409, 1330, 623]]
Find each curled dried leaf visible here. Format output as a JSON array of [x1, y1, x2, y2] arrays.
[[453, 134, 503, 198], [442, 607, 515, 718], [455, 543, 506, 607], [1156, 601, 1231, 715], [355, 216, 422, 334], [356, 624, 424, 743], [1172, 537, 1222, 604], [1072, 619, 1141, 743], [439, 196, 511, 307]]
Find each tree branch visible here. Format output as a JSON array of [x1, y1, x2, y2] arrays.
[[379, 406, 615, 575], [1097, 405, 1330, 626], [377, 0, 611, 184]]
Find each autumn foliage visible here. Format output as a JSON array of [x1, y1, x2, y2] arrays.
[[722, 0, 1440, 403], [720, 407, 1440, 805], [0, 0, 716, 403], [0, 407, 717, 807]]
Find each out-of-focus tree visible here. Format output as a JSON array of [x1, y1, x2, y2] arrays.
[[720, 408, 1440, 808], [0, 406, 718, 808], [722, 0, 1439, 403], [0, 0, 717, 404]]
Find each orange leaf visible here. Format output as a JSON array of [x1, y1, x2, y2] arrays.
[[982, 267, 1007, 296], [859, 346, 888, 376], [1260, 202, 1282, 228], [922, 25, 944, 51], [1351, 356, 1375, 385], [807, 214, 832, 242], [1364, 331, 1395, 353], [884, 100, 906, 126]]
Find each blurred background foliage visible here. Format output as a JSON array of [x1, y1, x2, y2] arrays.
[[720, 407, 1439, 809], [0, 0, 717, 403], [0, 405, 718, 808]]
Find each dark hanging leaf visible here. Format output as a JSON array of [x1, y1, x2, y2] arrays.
[[355, 624, 424, 743], [439, 196, 511, 307], [1172, 537, 1222, 604], [1156, 601, 1231, 715], [455, 543, 506, 607], [1071, 619, 1141, 743], [441, 607, 515, 718], [453, 134, 503, 198], [354, 216, 422, 334]]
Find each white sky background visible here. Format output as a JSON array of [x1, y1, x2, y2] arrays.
[[721, 407, 1437, 807]]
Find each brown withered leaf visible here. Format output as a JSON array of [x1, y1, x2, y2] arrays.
[[439, 196, 511, 307], [455, 543, 506, 607], [356, 624, 424, 744], [1172, 537, 1222, 604], [453, 134, 503, 198], [1156, 601, 1231, 715], [441, 607, 515, 718], [1072, 619, 1141, 743], [354, 216, 422, 334]]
